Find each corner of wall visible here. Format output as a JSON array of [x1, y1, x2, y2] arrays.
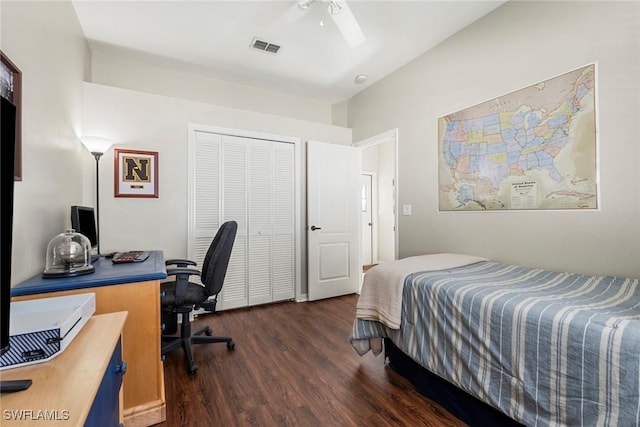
[[331, 100, 349, 128]]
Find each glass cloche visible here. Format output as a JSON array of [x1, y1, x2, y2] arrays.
[[42, 229, 95, 278]]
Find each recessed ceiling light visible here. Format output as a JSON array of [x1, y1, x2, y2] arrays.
[[354, 74, 368, 84]]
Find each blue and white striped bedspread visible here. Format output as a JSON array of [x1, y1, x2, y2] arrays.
[[349, 261, 640, 426]]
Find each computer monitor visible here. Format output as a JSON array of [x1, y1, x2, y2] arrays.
[[1, 95, 31, 391], [1, 96, 17, 358], [70, 206, 99, 254]]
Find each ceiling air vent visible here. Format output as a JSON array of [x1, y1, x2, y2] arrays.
[[250, 37, 281, 55]]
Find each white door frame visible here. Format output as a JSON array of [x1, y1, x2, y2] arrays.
[[353, 128, 399, 261]]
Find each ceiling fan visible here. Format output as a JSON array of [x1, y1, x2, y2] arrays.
[[296, 0, 366, 47]]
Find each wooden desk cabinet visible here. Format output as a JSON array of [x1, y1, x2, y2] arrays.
[[11, 252, 167, 427], [1, 312, 127, 426]]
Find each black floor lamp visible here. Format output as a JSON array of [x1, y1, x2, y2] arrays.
[[80, 136, 113, 255]]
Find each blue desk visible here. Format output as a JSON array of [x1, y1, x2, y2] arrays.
[[12, 250, 167, 297], [11, 250, 168, 427]]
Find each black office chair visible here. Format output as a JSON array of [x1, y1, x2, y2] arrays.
[[161, 220, 237, 374]]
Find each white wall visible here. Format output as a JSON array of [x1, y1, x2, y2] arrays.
[[82, 82, 352, 294], [90, 48, 333, 124], [1, 1, 90, 283], [347, 1, 640, 278]]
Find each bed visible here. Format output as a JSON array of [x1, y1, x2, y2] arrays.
[[349, 254, 640, 427]]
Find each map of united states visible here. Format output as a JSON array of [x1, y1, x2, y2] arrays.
[[438, 64, 597, 211]]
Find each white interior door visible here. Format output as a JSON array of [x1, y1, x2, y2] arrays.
[[361, 173, 373, 266], [307, 141, 360, 301]]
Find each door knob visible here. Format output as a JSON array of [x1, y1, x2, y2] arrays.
[[310, 225, 322, 231]]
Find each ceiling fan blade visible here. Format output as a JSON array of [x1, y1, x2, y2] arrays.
[[328, 0, 365, 47]]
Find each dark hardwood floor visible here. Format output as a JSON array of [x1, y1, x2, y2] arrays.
[[159, 294, 466, 426]]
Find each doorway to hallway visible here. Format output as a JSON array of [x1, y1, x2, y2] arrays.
[[355, 129, 398, 274]]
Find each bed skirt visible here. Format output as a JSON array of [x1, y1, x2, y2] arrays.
[[384, 338, 524, 427]]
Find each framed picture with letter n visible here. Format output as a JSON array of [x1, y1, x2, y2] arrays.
[[114, 148, 158, 198]]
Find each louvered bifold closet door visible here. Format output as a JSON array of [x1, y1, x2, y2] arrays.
[[192, 130, 294, 310], [219, 135, 249, 310], [272, 142, 295, 301], [247, 140, 295, 304], [192, 131, 221, 288], [248, 140, 295, 305], [247, 140, 272, 305], [193, 132, 248, 310]]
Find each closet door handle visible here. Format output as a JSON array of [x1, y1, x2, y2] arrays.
[[310, 225, 322, 231]]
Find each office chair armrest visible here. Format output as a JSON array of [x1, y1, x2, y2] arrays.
[[165, 258, 197, 268], [166, 268, 201, 306], [166, 267, 201, 278]]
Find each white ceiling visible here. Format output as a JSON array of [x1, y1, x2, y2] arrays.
[[72, 0, 506, 104]]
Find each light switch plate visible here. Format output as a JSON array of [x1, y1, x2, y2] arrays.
[[402, 204, 412, 216]]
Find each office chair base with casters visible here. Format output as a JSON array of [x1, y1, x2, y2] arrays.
[[161, 313, 235, 374]]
